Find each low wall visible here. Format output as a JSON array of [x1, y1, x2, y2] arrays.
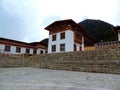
[[29, 49, 120, 74], [0, 53, 29, 67], [95, 41, 120, 50]]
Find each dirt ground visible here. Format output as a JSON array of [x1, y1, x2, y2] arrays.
[[0, 67, 120, 90]]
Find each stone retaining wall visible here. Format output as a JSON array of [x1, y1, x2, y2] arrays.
[[29, 49, 120, 74], [0, 49, 120, 74], [0, 54, 29, 67]]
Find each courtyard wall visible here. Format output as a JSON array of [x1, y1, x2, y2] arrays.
[[0, 48, 120, 74], [29, 48, 120, 74]]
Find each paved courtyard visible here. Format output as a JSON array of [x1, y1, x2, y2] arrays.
[[0, 67, 120, 90]]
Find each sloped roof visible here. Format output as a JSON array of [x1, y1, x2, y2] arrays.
[[45, 19, 85, 31], [0, 37, 34, 48], [0, 37, 48, 48], [0, 37, 31, 45], [30, 38, 48, 48], [45, 19, 75, 30]]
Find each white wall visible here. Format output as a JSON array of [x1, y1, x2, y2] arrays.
[[48, 30, 74, 53], [37, 49, 40, 54], [36, 48, 46, 54], [10, 46, 16, 54], [81, 36, 84, 51], [21, 47, 26, 54], [75, 43, 81, 51], [0, 44, 5, 53], [30, 49, 33, 54], [0, 43, 47, 54], [74, 36, 84, 51], [65, 30, 74, 52], [0, 44, 17, 54], [9, 46, 28, 54], [0, 44, 34, 54]]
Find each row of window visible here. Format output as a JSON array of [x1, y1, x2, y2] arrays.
[[52, 44, 82, 52], [52, 44, 65, 52], [74, 44, 82, 51], [4, 45, 45, 54], [52, 32, 65, 41]]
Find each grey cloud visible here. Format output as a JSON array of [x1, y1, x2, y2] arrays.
[[0, 4, 27, 41]]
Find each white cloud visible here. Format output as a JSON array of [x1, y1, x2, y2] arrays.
[[39, 0, 118, 23], [0, 0, 119, 42], [0, 0, 46, 42]]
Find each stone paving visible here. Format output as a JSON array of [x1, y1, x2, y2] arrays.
[[0, 67, 120, 90]]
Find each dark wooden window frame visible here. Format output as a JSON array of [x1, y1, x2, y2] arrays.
[[16, 47, 21, 53], [60, 44, 65, 51], [79, 46, 82, 51], [52, 45, 56, 52], [52, 34, 56, 41], [40, 50, 43, 54], [33, 49, 37, 54], [26, 48, 30, 53], [45, 51, 48, 53], [4, 45, 11, 52], [60, 32, 65, 40], [74, 44, 77, 51]]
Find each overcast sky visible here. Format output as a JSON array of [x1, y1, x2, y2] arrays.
[[0, 0, 120, 42]]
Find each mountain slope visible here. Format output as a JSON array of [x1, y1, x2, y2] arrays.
[[79, 19, 117, 42]]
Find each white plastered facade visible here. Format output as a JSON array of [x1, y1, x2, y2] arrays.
[[0, 44, 46, 54], [48, 30, 84, 53]]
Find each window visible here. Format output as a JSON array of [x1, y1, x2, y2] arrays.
[[74, 44, 77, 51], [40, 50, 43, 54], [45, 51, 48, 53], [60, 32, 65, 39], [79, 46, 82, 51], [52, 34, 56, 41], [33, 49, 37, 54], [52, 45, 56, 52], [26, 48, 30, 53], [60, 44, 65, 51], [16, 47, 21, 53], [5, 45, 10, 52]]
